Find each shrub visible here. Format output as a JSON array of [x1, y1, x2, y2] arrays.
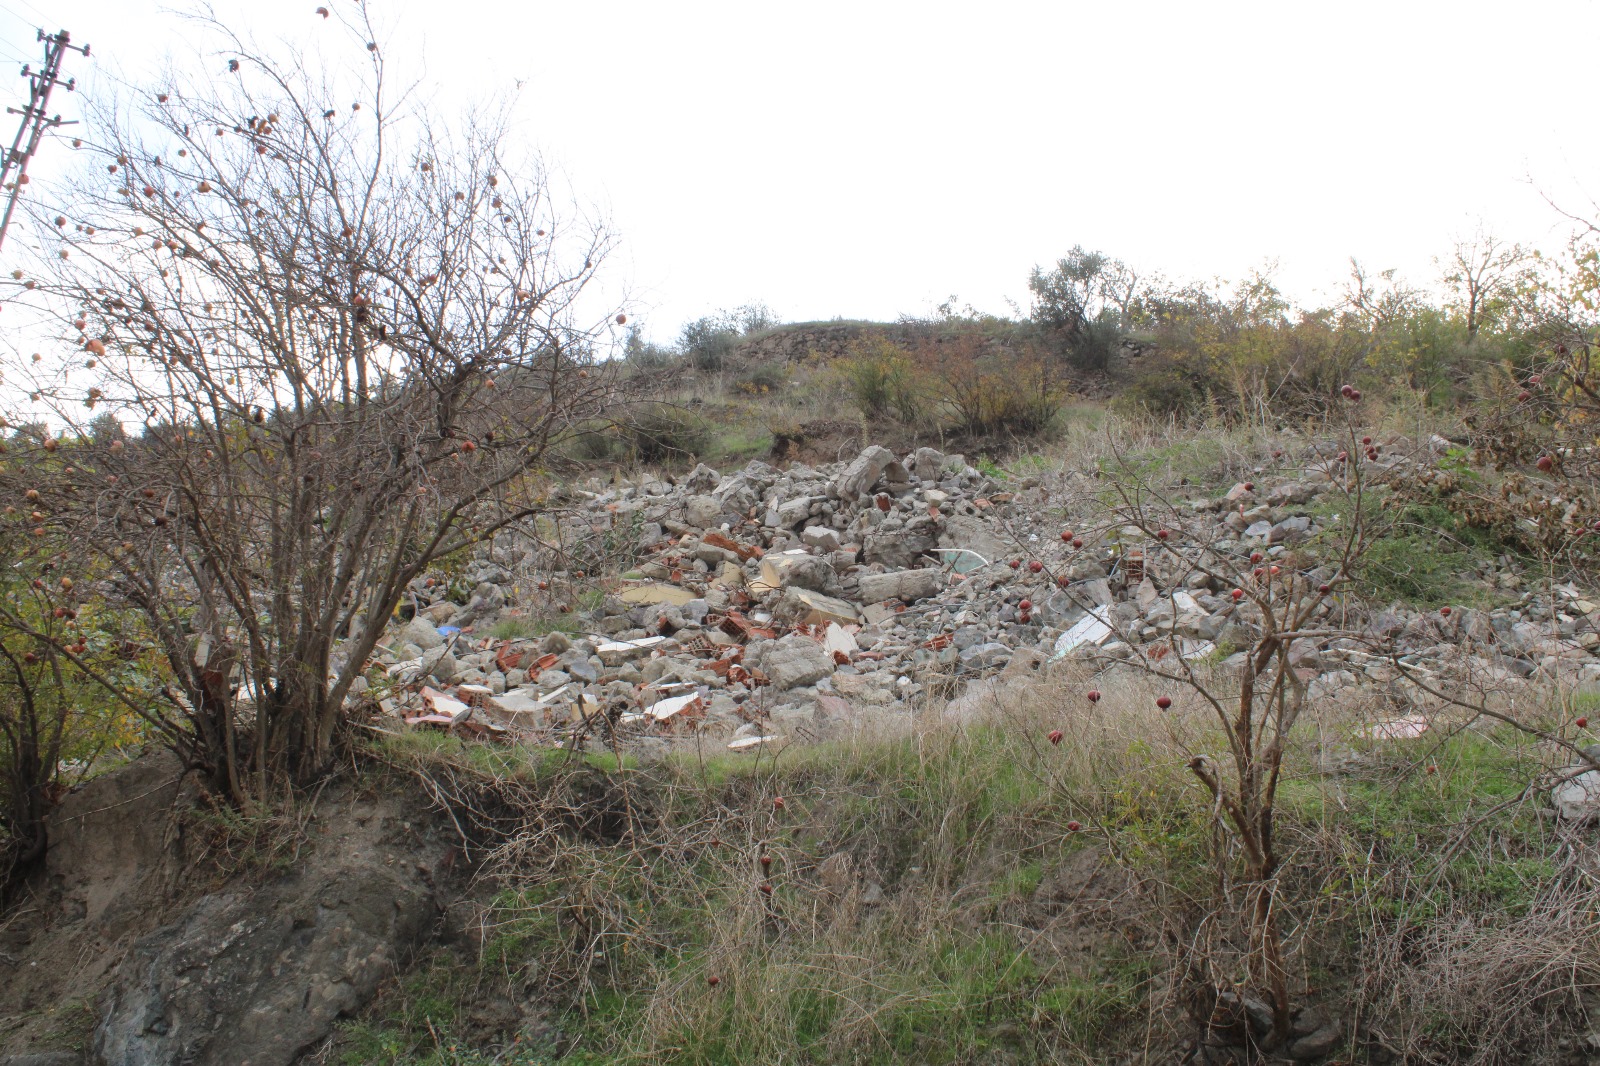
[[621, 404, 711, 464], [838, 334, 922, 423], [917, 331, 1062, 436]]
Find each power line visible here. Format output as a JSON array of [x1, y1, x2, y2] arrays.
[[0, 27, 88, 250]]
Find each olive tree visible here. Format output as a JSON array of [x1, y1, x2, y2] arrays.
[[0, 5, 620, 806]]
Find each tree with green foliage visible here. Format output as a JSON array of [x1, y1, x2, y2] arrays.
[[1028, 246, 1140, 371]]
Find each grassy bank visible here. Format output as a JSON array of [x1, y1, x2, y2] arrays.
[[326, 664, 1597, 1066]]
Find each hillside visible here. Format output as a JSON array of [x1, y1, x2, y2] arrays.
[[8, 416, 1600, 1066]]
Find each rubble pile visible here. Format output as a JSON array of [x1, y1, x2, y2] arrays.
[[366, 442, 1600, 814]]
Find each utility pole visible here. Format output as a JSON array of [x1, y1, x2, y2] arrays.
[[0, 28, 89, 251]]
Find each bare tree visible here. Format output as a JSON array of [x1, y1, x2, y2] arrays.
[[1439, 227, 1531, 341], [0, 4, 620, 806]]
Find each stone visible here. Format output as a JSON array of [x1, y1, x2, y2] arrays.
[[801, 525, 843, 551], [959, 642, 1012, 670], [909, 447, 946, 480], [863, 528, 939, 568], [773, 496, 816, 528], [1288, 1023, 1341, 1059], [1269, 515, 1313, 544], [1552, 766, 1600, 822], [90, 784, 446, 1066], [684, 494, 722, 529], [682, 462, 720, 493], [399, 616, 443, 651], [831, 445, 896, 499], [419, 645, 457, 681], [748, 634, 835, 689], [857, 568, 943, 604], [938, 512, 1009, 565]]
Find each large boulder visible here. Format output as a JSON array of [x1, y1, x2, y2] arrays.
[[91, 793, 449, 1066]]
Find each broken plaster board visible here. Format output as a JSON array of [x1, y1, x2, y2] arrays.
[[1053, 610, 1114, 657]]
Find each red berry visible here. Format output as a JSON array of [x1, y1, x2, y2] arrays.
[[1156, 696, 1172, 710], [1029, 561, 1043, 573], [1272, 449, 1283, 459], [1351, 388, 1362, 400], [1010, 559, 1021, 569], [760, 854, 772, 868], [1361, 436, 1372, 446], [1425, 764, 1437, 775], [1537, 455, 1555, 472], [1048, 729, 1064, 746], [1057, 575, 1070, 587], [1519, 390, 1532, 402], [1157, 529, 1170, 540], [1071, 538, 1083, 549], [1270, 565, 1280, 575], [1018, 599, 1032, 612], [1231, 588, 1244, 600], [759, 883, 773, 895], [1318, 583, 1331, 594], [1340, 384, 1355, 398], [1086, 690, 1101, 703], [1066, 820, 1082, 832], [1530, 374, 1543, 385], [1060, 529, 1073, 542], [1250, 551, 1263, 563], [708, 975, 721, 986], [1578, 717, 1589, 728], [1243, 482, 1255, 492], [1439, 606, 1452, 617], [773, 796, 785, 810]]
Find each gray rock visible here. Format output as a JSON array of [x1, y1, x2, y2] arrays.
[[399, 617, 443, 651], [748, 634, 835, 690], [801, 525, 843, 551], [420, 645, 457, 682], [959, 642, 1012, 670], [1288, 1023, 1341, 1059], [831, 445, 896, 500], [684, 495, 722, 529], [863, 529, 939, 569], [91, 794, 445, 1066], [683, 462, 721, 493], [858, 568, 943, 604], [1552, 767, 1600, 822], [909, 447, 946, 480], [1269, 515, 1313, 544]]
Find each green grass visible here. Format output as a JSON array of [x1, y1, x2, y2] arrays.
[[485, 615, 581, 641], [339, 695, 1579, 1064], [1349, 499, 1513, 609]]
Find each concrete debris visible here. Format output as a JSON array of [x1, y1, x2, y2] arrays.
[[359, 440, 1600, 761]]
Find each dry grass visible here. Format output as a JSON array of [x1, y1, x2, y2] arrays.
[[322, 654, 1591, 1064]]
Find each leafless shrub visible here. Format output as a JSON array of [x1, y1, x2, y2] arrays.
[[0, 3, 620, 807]]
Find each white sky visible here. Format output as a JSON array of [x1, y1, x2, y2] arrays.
[[2, 0, 1598, 343]]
